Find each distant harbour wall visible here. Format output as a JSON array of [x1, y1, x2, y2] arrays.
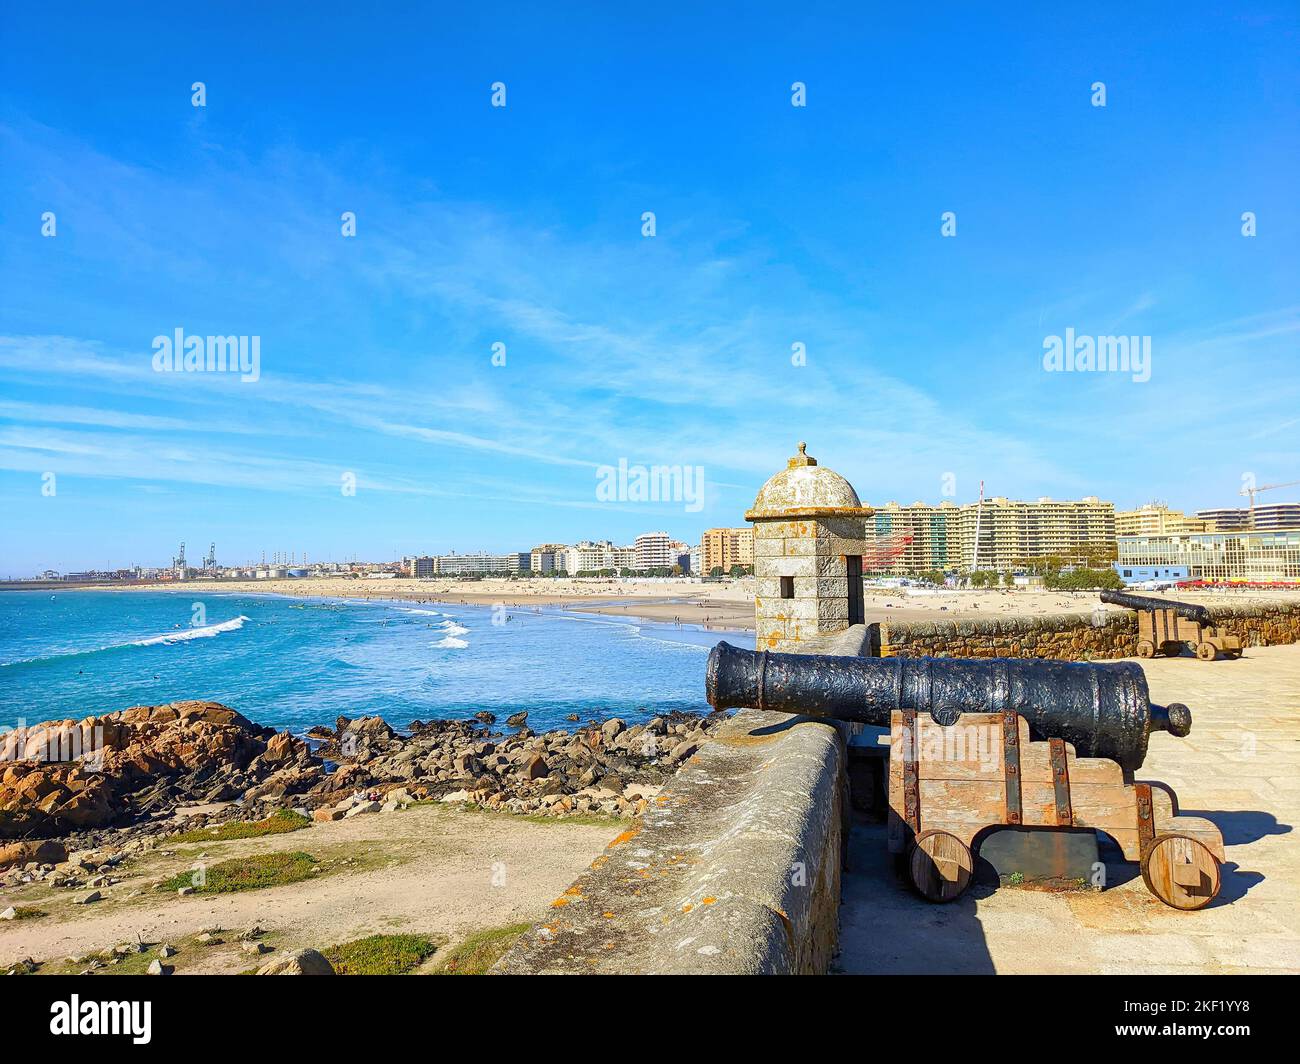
[[878, 602, 1300, 660]]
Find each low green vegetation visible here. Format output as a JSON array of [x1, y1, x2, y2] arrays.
[[169, 808, 310, 844], [324, 933, 439, 975], [6, 906, 47, 920], [38, 940, 180, 976], [160, 851, 319, 894], [1044, 567, 1123, 591], [433, 923, 530, 975]]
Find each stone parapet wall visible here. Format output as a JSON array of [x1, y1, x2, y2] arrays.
[[493, 708, 847, 974], [1205, 603, 1300, 648], [879, 602, 1300, 661]]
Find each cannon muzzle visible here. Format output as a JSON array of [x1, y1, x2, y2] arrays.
[[1100, 589, 1212, 624], [706, 642, 1191, 771]]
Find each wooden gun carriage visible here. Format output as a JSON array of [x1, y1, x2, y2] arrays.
[[707, 642, 1226, 911], [886, 709, 1223, 909], [1100, 590, 1242, 661]]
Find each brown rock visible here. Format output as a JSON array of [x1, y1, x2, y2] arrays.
[[0, 839, 67, 871], [256, 948, 335, 975], [262, 732, 297, 763]]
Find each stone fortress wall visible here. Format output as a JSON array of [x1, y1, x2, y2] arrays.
[[879, 602, 1300, 661]]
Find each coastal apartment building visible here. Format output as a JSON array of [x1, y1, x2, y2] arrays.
[[634, 531, 674, 569], [1197, 503, 1300, 532], [529, 543, 567, 574], [1117, 528, 1300, 584], [864, 496, 1116, 573], [700, 527, 755, 575], [671, 542, 692, 573], [1116, 503, 1212, 536], [870, 501, 960, 573], [555, 541, 637, 574], [424, 552, 530, 576], [966, 496, 1116, 570]]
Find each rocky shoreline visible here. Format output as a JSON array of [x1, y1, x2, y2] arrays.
[[0, 700, 728, 881]]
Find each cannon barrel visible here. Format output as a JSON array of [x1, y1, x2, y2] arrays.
[[1099, 589, 1212, 625], [705, 642, 1191, 771]]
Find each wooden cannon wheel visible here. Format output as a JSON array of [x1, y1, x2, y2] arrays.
[[1141, 833, 1221, 910], [1136, 639, 1156, 658], [1196, 641, 1218, 661], [908, 830, 973, 902]]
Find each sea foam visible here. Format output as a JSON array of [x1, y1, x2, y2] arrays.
[[132, 615, 250, 646], [1, 614, 250, 667]]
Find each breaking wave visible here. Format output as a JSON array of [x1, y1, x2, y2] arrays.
[[1, 616, 250, 667], [132, 615, 251, 646]]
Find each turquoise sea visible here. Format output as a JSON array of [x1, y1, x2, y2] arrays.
[[0, 591, 752, 734]]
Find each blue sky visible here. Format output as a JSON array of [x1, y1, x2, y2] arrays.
[[1, 2, 1297, 575]]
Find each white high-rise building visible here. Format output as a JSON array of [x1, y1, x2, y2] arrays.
[[634, 531, 674, 569]]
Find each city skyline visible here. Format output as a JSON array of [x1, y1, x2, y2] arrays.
[[11, 487, 1300, 579], [2, 4, 1298, 574]]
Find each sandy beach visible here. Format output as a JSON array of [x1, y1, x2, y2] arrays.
[[61, 576, 1300, 630]]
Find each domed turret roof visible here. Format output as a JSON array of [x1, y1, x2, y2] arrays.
[[746, 442, 867, 519]]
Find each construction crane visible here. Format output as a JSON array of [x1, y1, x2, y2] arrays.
[[1239, 479, 1300, 528], [204, 542, 216, 571], [173, 542, 186, 570]]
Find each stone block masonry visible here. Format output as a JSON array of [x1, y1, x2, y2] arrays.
[[492, 708, 847, 974], [879, 602, 1300, 661]]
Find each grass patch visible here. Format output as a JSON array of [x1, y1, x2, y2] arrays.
[[433, 923, 530, 975], [159, 851, 319, 894], [4, 906, 47, 920], [170, 808, 311, 844], [39, 942, 180, 976], [323, 933, 439, 975]]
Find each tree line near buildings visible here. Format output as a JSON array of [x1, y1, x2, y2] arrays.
[[443, 565, 725, 580], [914, 566, 1122, 590]]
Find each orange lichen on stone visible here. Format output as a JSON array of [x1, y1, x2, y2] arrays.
[[589, 855, 609, 870], [609, 828, 640, 847], [701, 896, 717, 905], [550, 884, 583, 908], [603, 911, 615, 919], [682, 903, 693, 913]]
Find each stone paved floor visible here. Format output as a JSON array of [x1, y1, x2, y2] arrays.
[[836, 643, 1300, 974]]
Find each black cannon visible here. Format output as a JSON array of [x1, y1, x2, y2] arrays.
[[705, 642, 1191, 770], [1099, 589, 1211, 624], [1100, 590, 1241, 660]]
